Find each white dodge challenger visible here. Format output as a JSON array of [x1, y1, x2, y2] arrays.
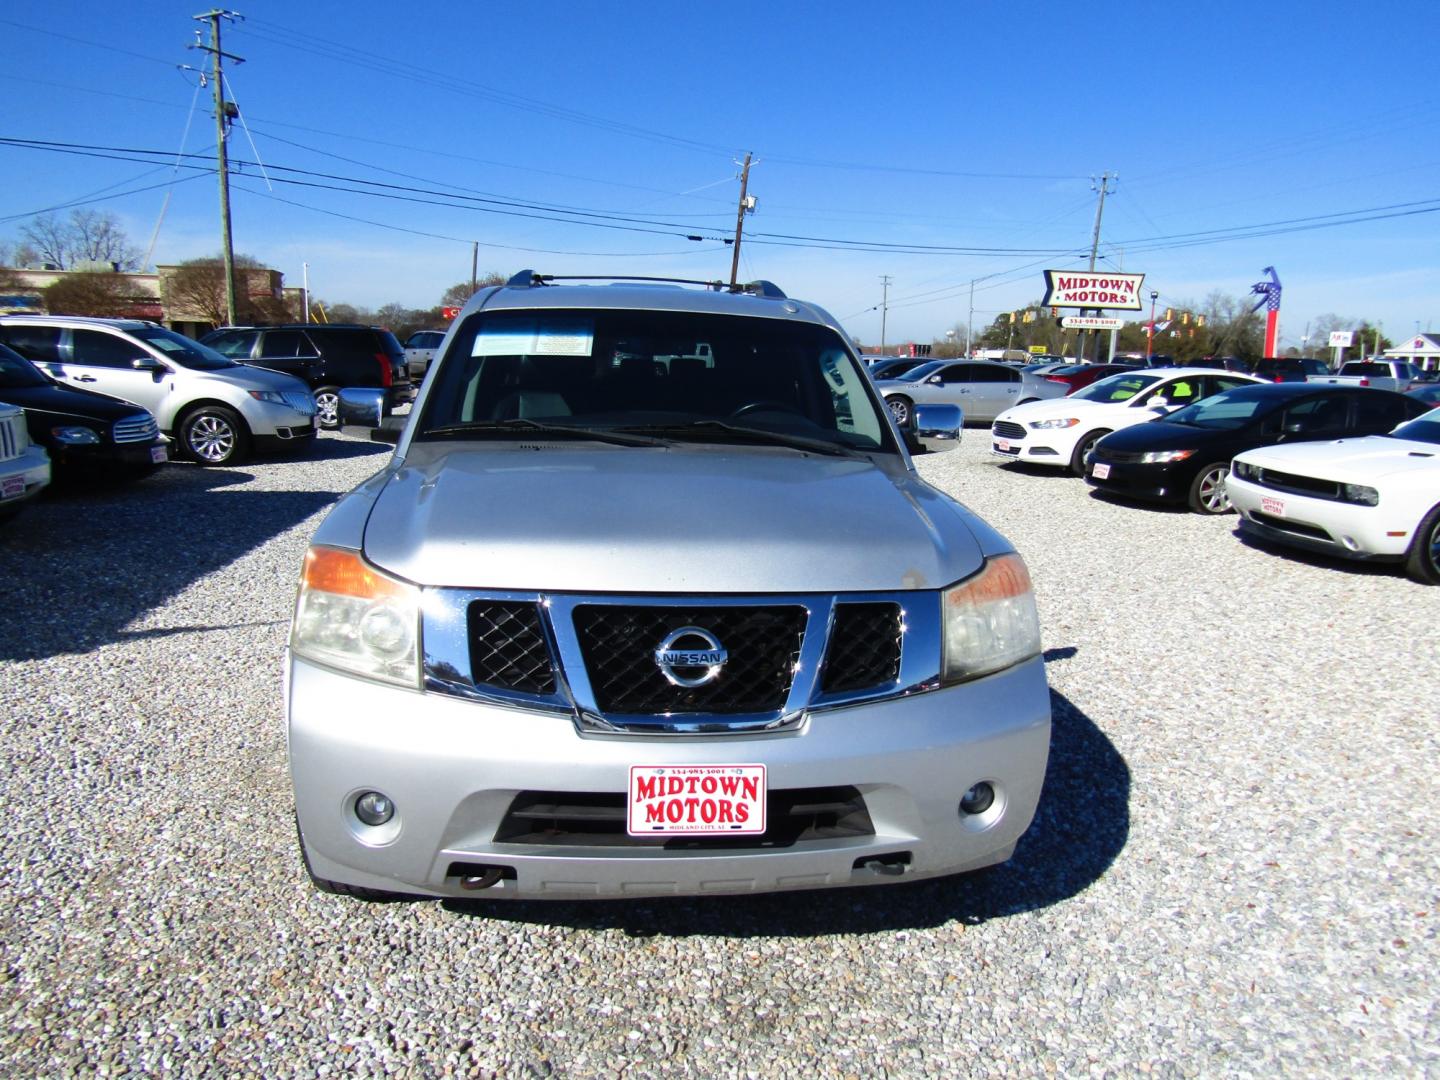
[[1226, 407, 1440, 584]]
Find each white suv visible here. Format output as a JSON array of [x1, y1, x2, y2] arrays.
[[286, 271, 1052, 902], [0, 317, 318, 466]]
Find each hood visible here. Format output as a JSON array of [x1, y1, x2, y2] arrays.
[[206, 363, 310, 394], [1237, 435, 1440, 483], [0, 380, 150, 425], [359, 445, 988, 593], [1095, 419, 1224, 453], [996, 396, 1108, 423]]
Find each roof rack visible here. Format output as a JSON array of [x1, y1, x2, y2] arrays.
[[504, 270, 786, 300]]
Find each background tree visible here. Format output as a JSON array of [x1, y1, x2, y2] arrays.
[[166, 254, 288, 326], [440, 272, 506, 309], [42, 272, 137, 318], [20, 210, 142, 271]]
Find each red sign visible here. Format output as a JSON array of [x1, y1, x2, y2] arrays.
[[442, 306, 462, 320], [627, 764, 767, 836]]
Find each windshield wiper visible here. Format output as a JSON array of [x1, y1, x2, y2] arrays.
[[421, 419, 668, 447], [618, 420, 860, 457]]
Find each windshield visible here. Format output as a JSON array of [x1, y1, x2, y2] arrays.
[[1164, 387, 1277, 430], [1389, 409, 1440, 446], [129, 327, 236, 371], [416, 309, 894, 453], [0, 344, 49, 388], [1071, 372, 1162, 403], [893, 360, 947, 382]]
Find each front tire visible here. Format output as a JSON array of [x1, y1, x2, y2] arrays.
[[887, 395, 913, 428], [1069, 429, 1109, 477], [1404, 503, 1440, 585], [1188, 462, 1232, 514], [179, 405, 250, 466], [313, 386, 341, 430]]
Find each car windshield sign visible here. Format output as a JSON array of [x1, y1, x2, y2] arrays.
[[1072, 372, 1161, 402]]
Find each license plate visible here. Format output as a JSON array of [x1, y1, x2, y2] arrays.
[[1, 476, 23, 500], [627, 764, 767, 836], [1092, 462, 1111, 480], [1261, 495, 1286, 517], [996, 438, 1011, 452], [150, 446, 168, 463]]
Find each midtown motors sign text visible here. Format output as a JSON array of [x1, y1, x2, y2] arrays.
[[1042, 270, 1146, 311]]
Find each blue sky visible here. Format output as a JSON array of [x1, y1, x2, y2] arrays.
[[2, 1, 1436, 350]]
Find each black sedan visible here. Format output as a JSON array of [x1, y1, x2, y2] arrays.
[[1085, 383, 1430, 514], [0, 343, 167, 476]]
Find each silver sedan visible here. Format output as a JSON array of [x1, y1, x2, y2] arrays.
[[876, 359, 1069, 426]]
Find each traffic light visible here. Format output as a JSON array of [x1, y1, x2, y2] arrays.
[[1165, 308, 1174, 320]]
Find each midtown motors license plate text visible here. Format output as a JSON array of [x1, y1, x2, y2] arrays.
[[627, 764, 767, 836]]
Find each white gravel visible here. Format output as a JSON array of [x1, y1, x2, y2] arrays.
[[1, 430, 1436, 1077]]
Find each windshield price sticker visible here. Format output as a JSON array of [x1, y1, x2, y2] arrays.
[[473, 319, 595, 358], [627, 764, 767, 836]]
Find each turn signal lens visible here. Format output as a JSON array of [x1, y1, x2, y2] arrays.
[[291, 546, 420, 686], [941, 553, 1042, 685]]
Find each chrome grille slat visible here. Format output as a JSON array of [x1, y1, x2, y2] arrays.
[[112, 413, 159, 444], [0, 414, 22, 460], [282, 391, 318, 416]]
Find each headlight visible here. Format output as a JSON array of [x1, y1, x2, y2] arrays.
[[941, 553, 1042, 685], [291, 546, 420, 687], [51, 426, 102, 445], [1340, 483, 1379, 506], [1029, 417, 1078, 430], [1139, 448, 1196, 464], [1232, 460, 1256, 481], [248, 390, 289, 405]]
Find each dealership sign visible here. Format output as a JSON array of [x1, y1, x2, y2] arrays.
[[1059, 316, 1126, 330], [1328, 331, 1354, 348], [1042, 270, 1145, 310]]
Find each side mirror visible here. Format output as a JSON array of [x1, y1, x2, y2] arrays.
[[131, 356, 165, 374], [926, 375, 943, 385], [337, 387, 402, 443], [909, 404, 963, 454]]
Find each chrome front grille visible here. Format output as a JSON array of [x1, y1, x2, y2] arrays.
[[0, 413, 25, 460], [282, 391, 318, 416], [421, 589, 944, 735], [113, 413, 160, 444]]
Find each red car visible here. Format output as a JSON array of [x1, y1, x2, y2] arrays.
[[1044, 363, 1140, 395]]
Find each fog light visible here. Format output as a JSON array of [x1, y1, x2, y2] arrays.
[[355, 791, 395, 826], [960, 782, 995, 816]]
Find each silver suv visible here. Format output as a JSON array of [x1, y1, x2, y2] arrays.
[[0, 317, 317, 465], [287, 272, 1051, 901]]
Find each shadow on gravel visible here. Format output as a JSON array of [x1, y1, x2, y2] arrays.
[[0, 467, 338, 662], [1084, 489, 1190, 515], [263, 434, 394, 464], [1232, 527, 1402, 581], [444, 682, 1130, 938]]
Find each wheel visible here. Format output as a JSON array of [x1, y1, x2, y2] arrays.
[[295, 816, 411, 901], [1404, 503, 1440, 585], [887, 395, 913, 428], [1069, 429, 1109, 477], [313, 386, 341, 429], [1187, 462, 1233, 514], [178, 405, 250, 466]]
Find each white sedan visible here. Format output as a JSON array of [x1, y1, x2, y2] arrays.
[[1226, 407, 1440, 584], [990, 368, 1263, 475]]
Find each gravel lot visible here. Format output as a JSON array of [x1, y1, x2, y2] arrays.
[[1, 429, 1436, 1077]]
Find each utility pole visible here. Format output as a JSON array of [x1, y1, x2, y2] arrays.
[[728, 152, 754, 288], [470, 241, 478, 296], [879, 275, 891, 353], [191, 9, 244, 326], [1077, 171, 1117, 362], [967, 278, 976, 357]]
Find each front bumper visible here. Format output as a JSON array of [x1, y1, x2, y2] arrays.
[[245, 401, 318, 438], [287, 654, 1052, 900], [990, 429, 1072, 466], [49, 438, 168, 471], [1084, 458, 1187, 503], [1228, 476, 1409, 562], [0, 446, 51, 511]]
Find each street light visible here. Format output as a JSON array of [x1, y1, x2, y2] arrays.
[[1146, 290, 1159, 361]]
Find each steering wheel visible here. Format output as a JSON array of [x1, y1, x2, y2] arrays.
[[729, 400, 801, 419]]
